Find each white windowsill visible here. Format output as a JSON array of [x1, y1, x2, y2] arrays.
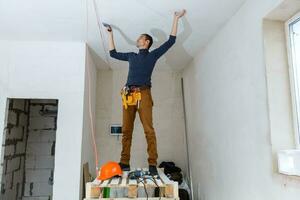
[[278, 149, 300, 176]]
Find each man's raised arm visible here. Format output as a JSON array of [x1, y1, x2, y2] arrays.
[[171, 9, 186, 36], [105, 25, 131, 61], [152, 9, 186, 59]]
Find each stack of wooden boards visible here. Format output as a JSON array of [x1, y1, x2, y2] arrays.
[[85, 168, 179, 200]]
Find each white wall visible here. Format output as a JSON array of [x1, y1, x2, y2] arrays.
[[80, 46, 97, 198], [182, 0, 300, 199], [95, 69, 187, 172], [0, 41, 87, 200], [263, 20, 295, 169]]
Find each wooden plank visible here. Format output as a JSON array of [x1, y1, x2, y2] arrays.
[[172, 181, 179, 198], [83, 163, 91, 199], [85, 168, 178, 199], [138, 179, 145, 187], [157, 168, 178, 198], [142, 167, 148, 172], [128, 178, 137, 186], [109, 177, 120, 186], [120, 172, 128, 187], [144, 176, 156, 187], [108, 178, 113, 185], [91, 177, 102, 185], [155, 178, 164, 187], [128, 185, 138, 198], [157, 168, 172, 184], [165, 184, 174, 198], [83, 163, 91, 180], [100, 179, 110, 187], [83, 163, 91, 183], [140, 168, 152, 186], [85, 182, 101, 198]]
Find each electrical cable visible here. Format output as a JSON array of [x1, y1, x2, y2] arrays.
[[136, 178, 148, 200], [142, 178, 149, 200], [129, 170, 162, 200], [85, 0, 114, 175], [92, 0, 111, 66], [86, 53, 99, 175], [85, 0, 100, 176], [85, 0, 175, 183], [144, 176, 162, 200]]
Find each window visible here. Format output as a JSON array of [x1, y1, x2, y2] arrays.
[[286, 13, 300, 147]]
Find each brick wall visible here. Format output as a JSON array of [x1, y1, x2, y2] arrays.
[[0, 99, 58, 200], [23, 100, 57, 200], [0, 99, 30, 200]]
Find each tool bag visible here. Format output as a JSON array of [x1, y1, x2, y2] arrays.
[[120, 86, 142, 109]]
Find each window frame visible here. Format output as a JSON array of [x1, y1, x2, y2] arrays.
[[285, 12, 300, 148]]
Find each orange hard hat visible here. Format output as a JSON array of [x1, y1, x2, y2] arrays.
[[97, 161, 123, 181]]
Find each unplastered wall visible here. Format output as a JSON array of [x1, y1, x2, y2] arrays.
[[95, 69, 187, 172], [23, 99, 58, 199], [0, 99, 29, 200], [182, 0, 300, 199], [0, 98, 58, 200], [0, 41, 87, 200]]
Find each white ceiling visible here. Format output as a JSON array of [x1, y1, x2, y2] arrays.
[[0, 0, 247, 70], [0, 0, 86, 41]]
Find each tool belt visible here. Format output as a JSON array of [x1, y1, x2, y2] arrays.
[[120, 85, 150, 109]]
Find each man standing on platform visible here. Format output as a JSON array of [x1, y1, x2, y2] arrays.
[[105, 9, 186, 175]]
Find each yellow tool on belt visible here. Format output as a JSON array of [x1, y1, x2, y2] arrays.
[[121, 86, 142, 109]]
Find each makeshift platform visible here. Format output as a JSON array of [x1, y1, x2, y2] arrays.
[[84, 168, 179, 200]]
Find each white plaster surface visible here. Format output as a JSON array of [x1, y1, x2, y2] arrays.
[[95, 69, 187, 172], [0, 41, 87, 200], [182, 0, 300, 199], [263, 20, 295, 168], [0, 0, 247, 70], [80, 46, 98, 199], [2, 0, 300, 200]]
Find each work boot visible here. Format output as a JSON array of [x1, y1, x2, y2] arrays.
[[149, 165, 158, 176], [119, 162, 130, 171]]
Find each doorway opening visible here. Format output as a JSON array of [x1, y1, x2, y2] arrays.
[[0, 98, 58, 200]]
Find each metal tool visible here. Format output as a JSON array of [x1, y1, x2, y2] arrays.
[[102, 22, 112, 32]]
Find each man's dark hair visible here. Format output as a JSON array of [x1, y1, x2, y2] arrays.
[[142, 33, 153, 49]]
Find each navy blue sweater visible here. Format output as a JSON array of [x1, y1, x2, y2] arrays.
[[109, 35, 176, 87]]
